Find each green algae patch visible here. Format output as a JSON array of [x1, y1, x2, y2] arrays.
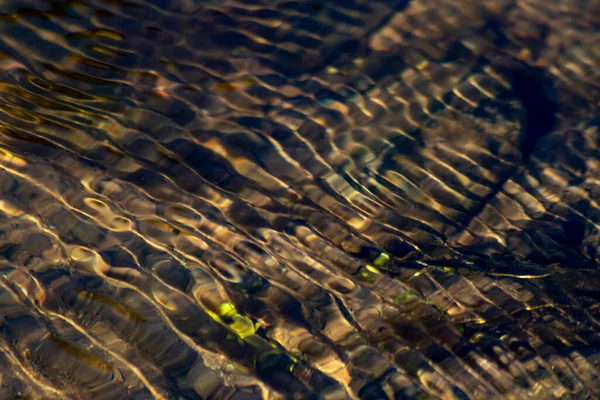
[[205, 301, 257, 339]]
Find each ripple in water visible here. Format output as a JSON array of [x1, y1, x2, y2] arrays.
[[0, 0, 599, 398]]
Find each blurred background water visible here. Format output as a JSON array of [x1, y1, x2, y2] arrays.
[[0, 0, 599, 398]]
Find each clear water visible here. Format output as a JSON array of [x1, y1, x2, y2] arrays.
[[0, 0, 599, 398]]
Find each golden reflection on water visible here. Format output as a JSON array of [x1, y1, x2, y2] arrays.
[[0, 0, 598, 399]]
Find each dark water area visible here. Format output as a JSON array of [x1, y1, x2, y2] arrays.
[[0, 0, 599, 399]]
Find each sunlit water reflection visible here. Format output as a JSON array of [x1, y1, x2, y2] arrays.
[[0, 0, 599, 398]]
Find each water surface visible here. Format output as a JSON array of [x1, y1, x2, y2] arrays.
[[0, 0, 599, 398]]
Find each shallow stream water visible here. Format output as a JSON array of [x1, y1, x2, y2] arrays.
[[0, 0, 599, 399]]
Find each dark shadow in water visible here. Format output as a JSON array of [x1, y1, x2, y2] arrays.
[[493, 60, 559, 163]]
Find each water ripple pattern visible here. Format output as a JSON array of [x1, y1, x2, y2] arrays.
[[0, 0, 599, 399]]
